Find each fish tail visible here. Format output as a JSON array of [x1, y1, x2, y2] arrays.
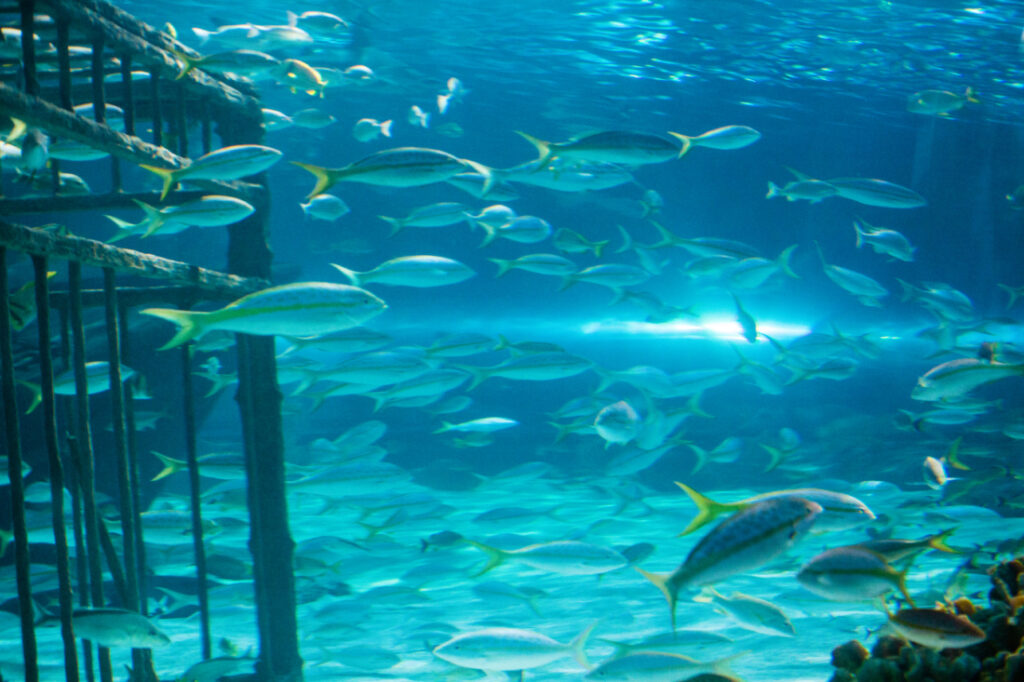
[[515, 131, 553, 167], [463, 539, 505, 577], [478, 222, 499, 248], [594, 368, 614, 394], [557, 274, 577, 292], [928, 528, 960, 554], [592, 239, 610, 259], [760, 443, 785, 472], [712, 651, 749, 676], [0, 527, 12, 558], [104, 214, 143, 243], [489, 258, 513, 278], [687, 444, 710, 474], [569, 620, 598, 670], [965, 86, 980, 104], [140, 307, 206, 350], [896, 278, 915, 302], [777, 244, 800, 278], [667, 131, 692, 158], [461, 159, 494, 196], [379, 120, 393, 137], [853, 219, 865, 249], [548, 420, 576, 444], [329, 262, 361, 287], [634, 567, 680, 633], [204, 374, 235, 398], [458, 364, 489, 390], [133, 199, 167, 238], [170, 48, 197, 81], [997, 283, 1020, 310], [615, 224, 633, 253], [432, 421, 455, 434], [139, 164, 179, 201], [896, 566, 916, 608], [946, 436, 969, 470], [378, 215, 403, 236], [292, 162, 341, 200], [150, 451, 186, 481], [6, 117, 26, 142], [648, 220, 679, 248], [17, 380, 42, 414], [766, 181, 781, 199], [686, 392, 711, 419], [596, 638, 631, 659], [673, 482, 739, 535]]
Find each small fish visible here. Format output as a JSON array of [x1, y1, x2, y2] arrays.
[[797, 546, 914, 604], [696, 587, 795, 637], [637, 496, 821, 631], [594, 400, 641, 445], [272, 58, 327, 97], [460, 351, 593, 389], [854, 528, 958, 562], [815, 242, 888, 306], [378, 202, 468, 236], [463, 539, 627, 576], [907, 87, 979, 116], [677, 124, 761, 150], [7, 270, 55, 331], [408, 104, 430, 128], [286, 10, 348, 38], [433, 623, 594, 672], [853, 217, 916, 261], [20, 361, 136, 414], [352, 118, 392, 142], [173, 49, 279, 81], [585, 651, 745, 681], [106, 195, 255, 240], [479, 215, 552, 247], [140, 145, 283, 200], [923, 455, 949, 489], [331, 255, 475, 288], [262, 108, 294, 131], [490, 253, 576, 279], [300, 194, 349, 222], [766, 178, 837, 203], [827, 177, 927, 209], [912, 355, 1024, 402], [434, 417, 518, 434], [517, 129, 690, 168], [293, 147, 492, 199], [291, 108, 336, 129], [886, 607, 985, 649], [67, 608, 170, 649], [141, 282, 386, 350], [732, 294, 757, 343]]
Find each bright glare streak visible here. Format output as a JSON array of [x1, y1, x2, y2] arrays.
[[581, 317, 812, 341]]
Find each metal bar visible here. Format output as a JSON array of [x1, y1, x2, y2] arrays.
[[0, 220, 267, 296], [19, 0, 38, 96], [68, 261, 113, 682], [0, 83, 259, 201], [66, 434, 96, 682], [201, 97, 212, 155], [103, 269, 139, 612], [175, 83, 188, 157], [149, 68, 161, 148], [32, 255, 80, 682], [90, 37, 106, 126], [55, 12, 72, 110], [118, 300, 147, 616], [182, 343, 212, 659], [120, 54, 135, 136], [0, 186, 259, 215], [0, 248, 39, 682]]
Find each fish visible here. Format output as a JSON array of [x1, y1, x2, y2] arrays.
[[854, 528, 958, 562], [796, 546, 915, 604], [20, 361, 137, 414], [517, 129, 690, 168], [584, 651, 746, 681], [827, 177, 927, 209], [594, 400, 641, 445], [352, 118, 393, 142], [696, 587, 795, 637], [291, 108, 336, 129], [141, 282, 387, 350], [479, 215, 552, 247], [433, 623, 595, 672], [463, 539, 627, 576], [173, 49, 279, 81], [853, 217, 915, 261], [293, 147, 492, 199], [331, 255, 475, 288], [561, 264, 651, 296], [434, 417, 518, 434], [886, 607, 985, 649], [272, 58, 327, 97], [177, 655, 255, 682], [907, 87, 979, 116], [766, 178, 837, 202], [898, 280, 975, 322], [677, 124, 761, 150], [378, 202, 468, 235], [490, 253, 577, 279], [923, 455, 950, 489], [261, 108, 293, 131], [912, 356, 1024, 402], [674, 483, 874, 536], [446, 171, 520, 200], [300, 194, 350, 221], [106, 195, 255, 240], [461, 351, 593, 388], [286, 10, 348, 37], [499, 158, 635, 192], [637, 496, 822, 630], [408, 104, 430, 128], [140, 145, 283, 200], [732, 294, 757, 343], [687, 437, 743, 474], [67, 608, 170, 649], [815, 242, 888, 305], [7, 269, 54, 331]]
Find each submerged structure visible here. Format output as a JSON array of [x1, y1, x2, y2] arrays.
[[0, 1, 300, 679]]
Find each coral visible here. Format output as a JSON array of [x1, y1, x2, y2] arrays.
[[827, 556, 1024, 682]]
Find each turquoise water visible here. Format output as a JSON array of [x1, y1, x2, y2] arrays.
[[4, 0, 1024, 680]]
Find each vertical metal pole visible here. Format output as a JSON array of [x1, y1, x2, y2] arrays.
[[120, 55, 136, 137], [0, 249, 38, 682], [149, 69, 162, 148], [32, 256, 80, 682], [175, 84, 188, 158], [117, 301, 147, 615], [56, 13, 72, 110], [19, 0, 37, 96], [66, 435, 95, 682], [200, 99, 212, 155], [181, 344, 211, 659], [68, 262, 113, 682]]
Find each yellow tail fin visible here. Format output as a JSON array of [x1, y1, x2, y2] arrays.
[[139, 164, 179, 201], [151, 451, 186, 481], [667, 132, 693, 158], [462, 539, 507, 577], [674, 482, 742, 536], [515, 131, 554, 168], [635, 566, 680, 633], [140, 307, 207, 350], [292, 162, 340, 200]]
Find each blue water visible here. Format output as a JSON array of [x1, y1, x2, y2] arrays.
[[4, 0, 1024, 680]]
